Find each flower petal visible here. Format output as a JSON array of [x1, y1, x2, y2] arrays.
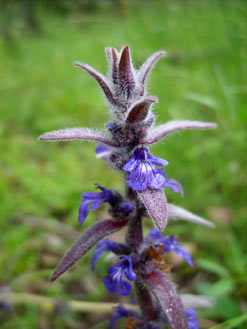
[[126, 165, 149, 191], [78, 200, 91, 224], [148, 169, 167, 189], [186, 309, 199, 329], [165, 178, 184, 197], [103, 275, 116, 293], [115, 279, 132, 296], [123, 158, 139, 172], [110, 305, 130, 329], [91, 239, 128, 271], [140, 120, 217, 144], [147, 153, 169, 166]]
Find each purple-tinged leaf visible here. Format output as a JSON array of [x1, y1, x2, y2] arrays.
[[111, 48, 119, 85], [105, 47, 113, 64], [138, 51, 166, 94], [50, 218, 128, 281], [74, 62, 119, 106], [144, 270, 189, 329], [140, 120, 217, 145], [39, 127, 118, 147], [119, 46, 136, 98], [105, 47, 119, 85], [138, 188, 167, 231], [181, 294, 214, 310], [168, 204, 215, 228], [126, 96, 158, 124]]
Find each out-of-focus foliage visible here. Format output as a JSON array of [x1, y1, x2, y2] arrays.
[[0, 0, 246, 328]]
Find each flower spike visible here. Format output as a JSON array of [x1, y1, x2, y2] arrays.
[[40, 45, 217, 328]]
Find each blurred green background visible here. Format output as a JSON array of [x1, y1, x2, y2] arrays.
[[0, 0, 246, 328]]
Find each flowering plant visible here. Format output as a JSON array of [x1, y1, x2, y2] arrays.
[[40, 46, 216, 328]]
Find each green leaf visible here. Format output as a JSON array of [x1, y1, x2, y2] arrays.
[[210, 312, 247, 329], [197, 258, 230, 277]]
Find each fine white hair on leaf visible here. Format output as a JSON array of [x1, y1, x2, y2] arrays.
[[140, 120, 218, 144], [138, 188, 168, 231], [181, 294, 215, 309], [39, 127, 119, 147], [167, 204, 215, 228], [138, 51, 166, 91]]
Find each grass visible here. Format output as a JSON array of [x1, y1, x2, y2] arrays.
[[0, 0, 246, 328]]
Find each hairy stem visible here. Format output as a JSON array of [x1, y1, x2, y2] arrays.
[[126, 184, 158, 321], [126, 186, 143, 253], [135, 275, 158, 321]]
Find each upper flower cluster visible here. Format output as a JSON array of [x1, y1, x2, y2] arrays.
[[39, 45, 216, 152], [39, 46, 216, 231], [75, 46, 164, 121]]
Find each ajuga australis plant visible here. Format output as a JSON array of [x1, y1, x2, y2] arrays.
[[39, 46, 217, 329]]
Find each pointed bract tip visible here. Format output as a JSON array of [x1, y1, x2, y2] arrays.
[[49, 274, 57, 282], [158, 50, 166, 56], [74, 61, 85, 68]]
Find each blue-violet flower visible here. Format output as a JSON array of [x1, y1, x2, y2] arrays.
[[78, 184, 113, 224], [119, 201, 134, 214], [110, 305, 133, 329], [91, 238, 120, 271], [103, 256, 136, 296], [145, 228, 193, 267], [163, 234, 194, 267], [186, 309, 199, 329], [123, 147, 168, 191]]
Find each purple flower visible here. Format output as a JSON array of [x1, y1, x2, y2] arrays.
[[145, 227, 164, 246], [110, 305, 132, 329], [164, 178, 184, 197], [120, 201, 134, 214], [95, 143, 111, 155], [186, 309, 199, 329], [145, 228, 193, 267], [163, 235, 194, 267], [78, 184, 113, 224], [91, 239, 120, 271], [103, 256, 136, 296], [123, 147, 168, 191]]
